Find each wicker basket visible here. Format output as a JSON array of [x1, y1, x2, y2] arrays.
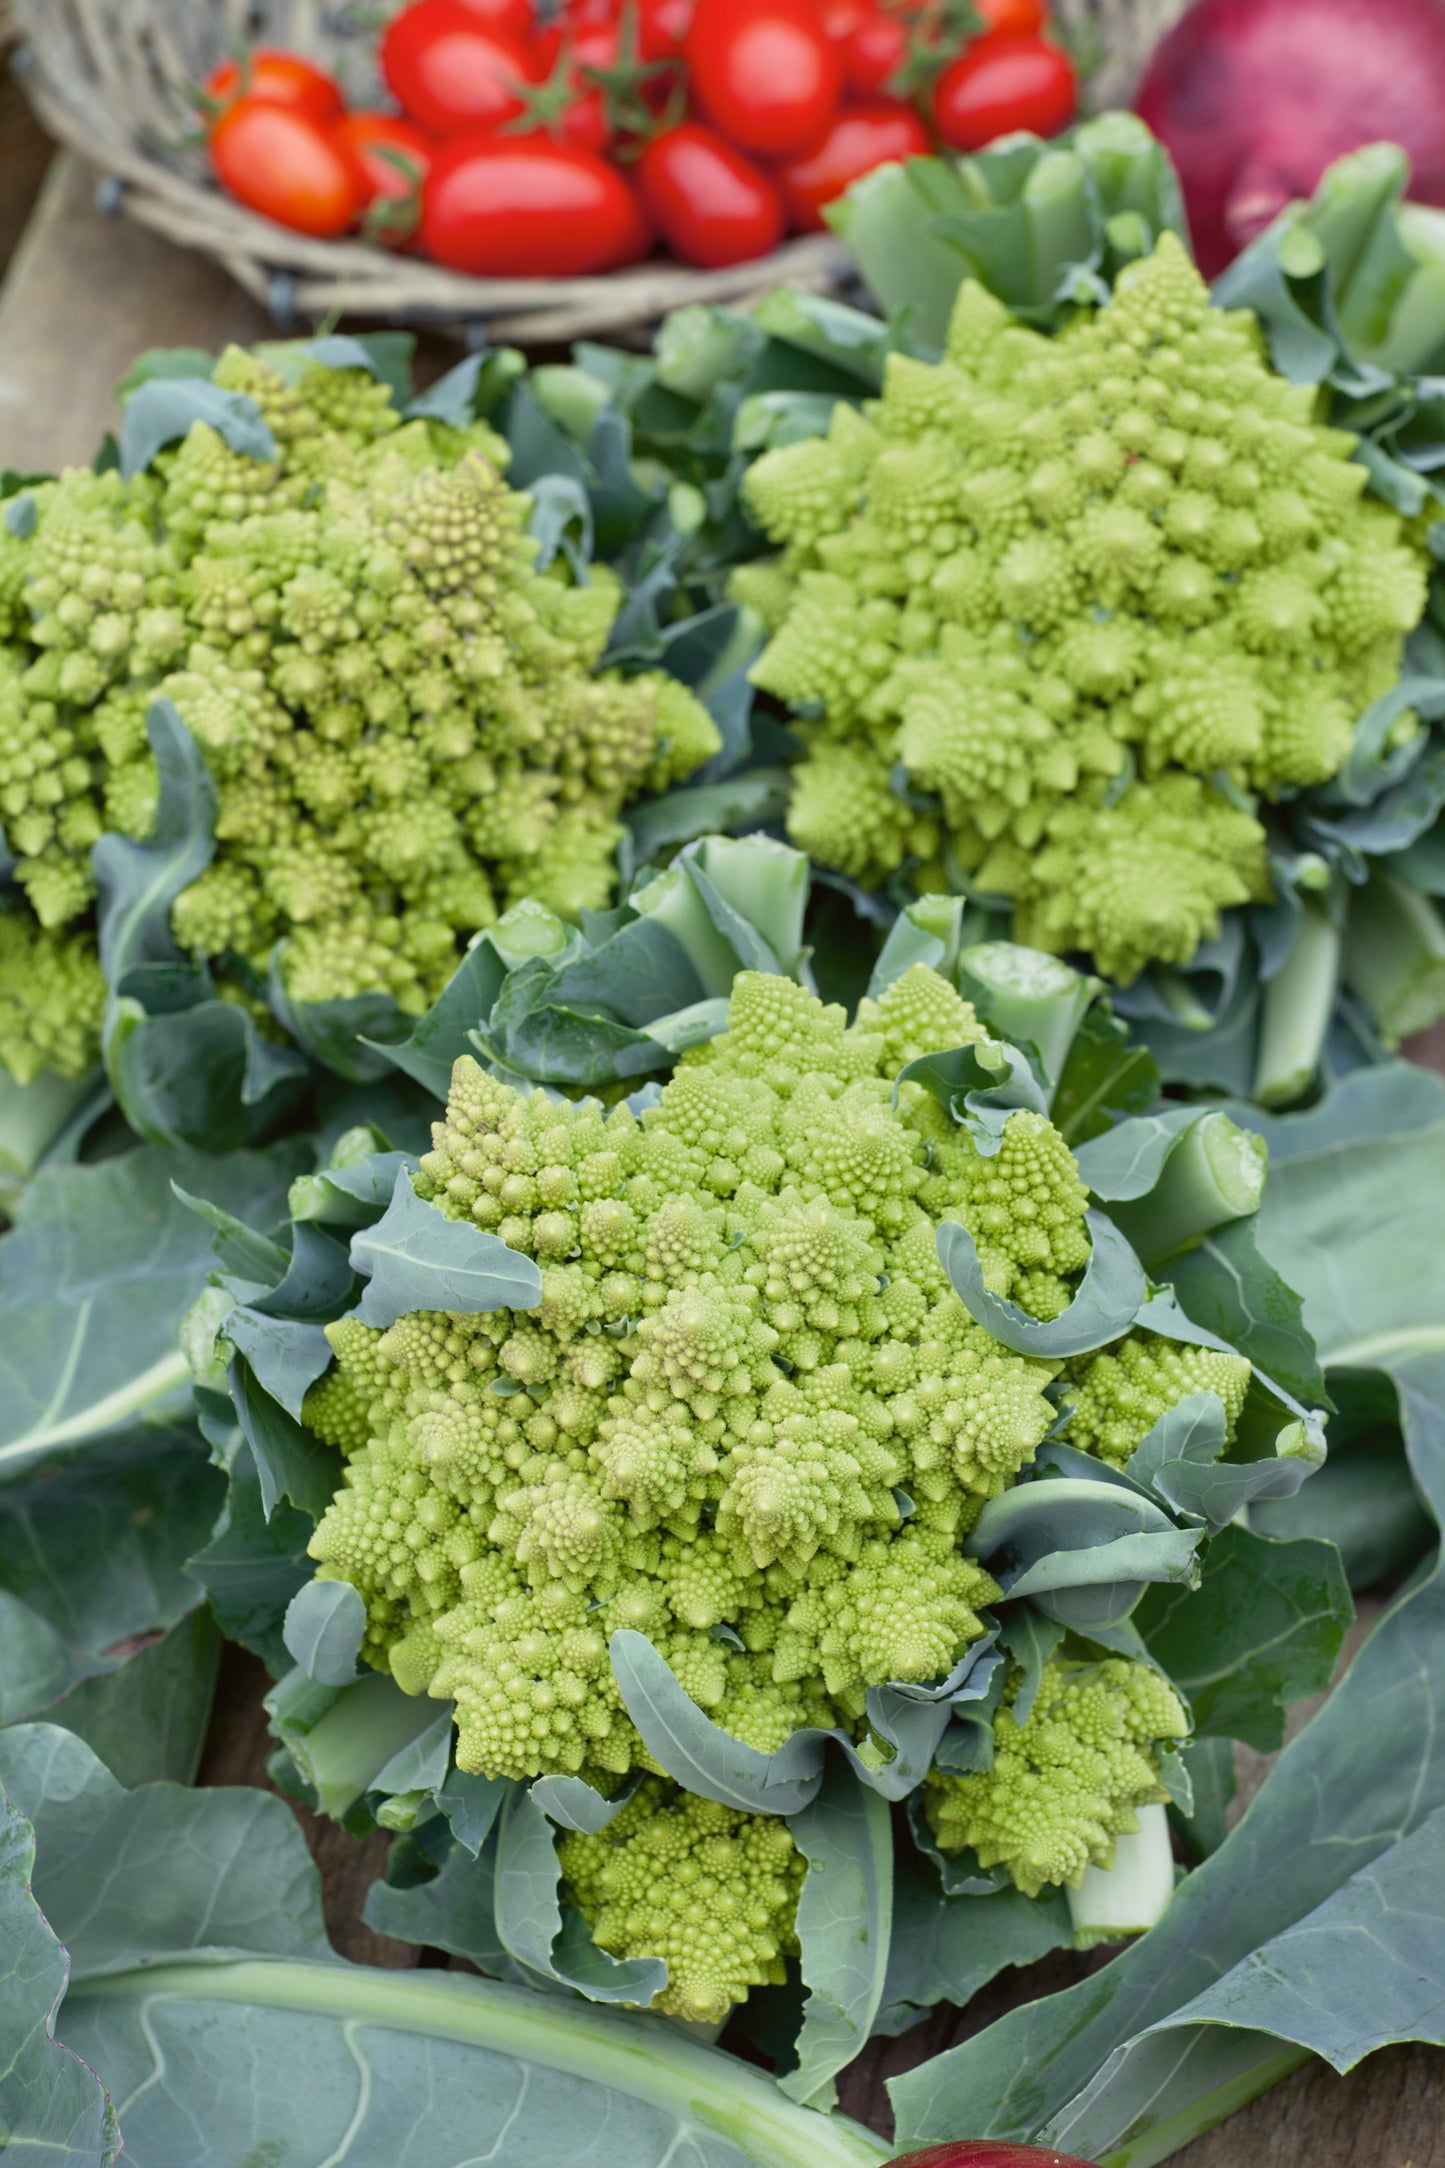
[[9, 0, 1192, 346]]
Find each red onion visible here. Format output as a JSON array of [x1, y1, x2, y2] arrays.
[[886, 2148, 1096, 2167], [1135, 0, 1445, 274]]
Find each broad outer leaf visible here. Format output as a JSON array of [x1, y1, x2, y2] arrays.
[[0, 1143, 301, 1482], [937, 1211, 1146, 1359], [1137, 1527, 1353, 1752], [1, 1725, 890, 2168], [874, 1838, 1073, 2040], [350, 1170, 542, 1329], [888, 1063, 1445, 2163], [1049, 1806, 1445, 2167], [0, 1426, 222, 1725], [0, 1796, 118, 2167], [782, 1763, 894, 2108]]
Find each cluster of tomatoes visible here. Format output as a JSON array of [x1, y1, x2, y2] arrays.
[[203, 0, 1075, 278]]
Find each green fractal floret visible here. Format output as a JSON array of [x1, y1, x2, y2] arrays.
[[558, 1778, 805, 2024], [1062, 1330, 1252, 1468], [0, 350, 720, 1077], [301, 967, 1095, 1789], [744, 235, 1429, 982], [925, 1655, 1189, 1896]]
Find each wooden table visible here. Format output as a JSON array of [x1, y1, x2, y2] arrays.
[[3, 100, 1442, 2166]]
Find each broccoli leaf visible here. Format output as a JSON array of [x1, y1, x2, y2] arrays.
[[0, 1141, 301, 1482], [937, 1210, 1148, 1359], [783, 1764, 894, 2109], [0, 1724, 891, 2168], [349, 1169, 542, 1329], [0, 1426, 222, 1728], [873, 1832, 1073, 2040], [0, 1792, 119, 2167], [1137, 1527, 1354, 1751]]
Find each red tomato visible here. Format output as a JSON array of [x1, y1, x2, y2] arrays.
[[819, 0, 870, 35], [381, 0, 541, 136], [931, 34, 1076, 150], [332, 113, 434, 244], [639, 0, 695, 60], [201, 49, 345, 130], [210, 98, 365, 235], [637, 121, 785, 265], [685, 0, 843, 157], [452, 0, 536, 35], [778, 101, 930, 229], [975, 0, 1047, 34], [421, 134, 649, 273], [884, 2147, 1096, 2168], [845, 10, 911, 97]]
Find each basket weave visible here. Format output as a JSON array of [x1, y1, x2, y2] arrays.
[[10, 0, 1192, 345]]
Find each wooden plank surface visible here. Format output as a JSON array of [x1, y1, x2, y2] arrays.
[[4, 104, 1444, 2166]]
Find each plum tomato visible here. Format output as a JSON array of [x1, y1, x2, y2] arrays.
[[684, 0, 843, 157], [381, 0, 541, 136], [209, 97, 365, 236], [883, 2146, 1097, 2168], [778, 101, 930, 229], [639, 0, 695, 60], [201, 48, 345, 129], [974, 0, 1047, 34], [844, 10, 911, 97], [637, 121, 785, 265], [451, 0, 536, 35], [331, 113, 434, 244], [931, 33, 1076, 151], [421, 134, 649, 274]]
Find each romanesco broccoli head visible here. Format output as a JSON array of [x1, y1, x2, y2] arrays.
[[300, 967, 1099, 1789], [558, 1778, 805, 2023], [0, 351, 720, 1078], [925, 1654, 1188, 1897], [744, 234, 1428, 982]]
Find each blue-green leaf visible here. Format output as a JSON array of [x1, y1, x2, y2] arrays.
[[0, 1795, 118, 2166], [967, 1477, 1202, 1628], [782, 1764, 893, 2109], [2, 1725, 893, 2168], [119, 380, 277, 478], [938, 1210, 1147, 1359], [1137, 1526, 1353, 1752], [350, 1171, 542, 1329], [282, 1580, 365, 1687], [493, 1783, 668, 2004]]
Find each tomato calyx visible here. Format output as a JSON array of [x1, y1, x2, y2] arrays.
[[882, 0, 985, 103], [513, 3, 684, 154]]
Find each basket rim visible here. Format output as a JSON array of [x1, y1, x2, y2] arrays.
[[12, 12, 853, 334]]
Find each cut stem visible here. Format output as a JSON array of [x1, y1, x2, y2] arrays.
[[1254, 903, 1342, 1108], [1110, 1112, 1267, 1268]]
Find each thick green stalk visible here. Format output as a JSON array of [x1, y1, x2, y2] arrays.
[[1110, 1114, 1266, 1269], [956, 942, 1099, 1096], [1343, 871, 1445, 1045], [1254, 904, 1342, 1108]]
